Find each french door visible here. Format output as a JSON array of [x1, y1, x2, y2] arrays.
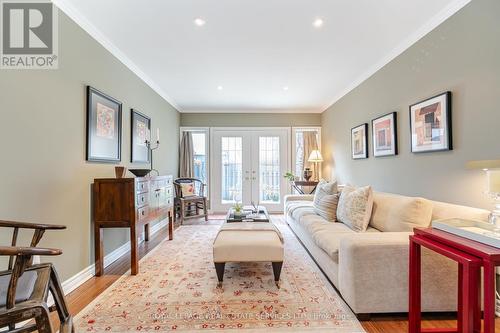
[[211, 128, 290, 213]]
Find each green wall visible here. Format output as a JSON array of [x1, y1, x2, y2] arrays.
[[181, 112, 321, 127], [0, 12, 180, 280], [321, 0, 500, 209]]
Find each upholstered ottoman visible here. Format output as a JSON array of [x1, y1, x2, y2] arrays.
[[213, 222, 284, 287]]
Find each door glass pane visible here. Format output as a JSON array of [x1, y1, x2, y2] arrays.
[[192, 132, 207, 195], [259, 136, 280, 203], [221, 137, 242, 203]]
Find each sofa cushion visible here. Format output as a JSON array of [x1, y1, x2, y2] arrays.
[[292, 206, 316, 222], [0, 271, 37, 307], [285, 200, 313, 216], [306, 221, 380, 259], [431, 201, 490, 222], [337, 185, 374, 232], [306, 218, 354, 235], [313, 180, 339, 221], [370, 192, 433, 232]]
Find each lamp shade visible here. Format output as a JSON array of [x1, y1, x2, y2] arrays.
[[308, 150, 324, 163], [466, 159, 500, 194], [466, 159, 500, 170], [488, 171, 500, 194]]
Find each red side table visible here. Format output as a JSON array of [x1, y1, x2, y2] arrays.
[[409, 234, 481, 332], [410, 228, 500, 333]]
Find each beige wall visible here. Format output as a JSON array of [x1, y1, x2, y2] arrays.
[[321, 0, 500, 210], [181, 113, 321, 127], [0, 13, 180, 280]]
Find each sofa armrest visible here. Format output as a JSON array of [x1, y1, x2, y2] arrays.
[[284, 194, 314, 203], [338, 232, 457, 314]]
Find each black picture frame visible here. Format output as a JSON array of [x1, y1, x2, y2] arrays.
[[372, 112, 398, 157], [409, 91, 452, 153], [131, 109, 151, 163], [351, 123, 369, 159], [86, 86, 122, 163]]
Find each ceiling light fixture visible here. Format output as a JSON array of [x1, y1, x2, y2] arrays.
[[312, 18, 324, 28], [194, 18, 206, 26], [283, 86, 289, 91], [217, 86, 223, 91]]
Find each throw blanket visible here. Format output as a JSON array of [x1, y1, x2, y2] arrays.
[[215, 222, 284, 244]]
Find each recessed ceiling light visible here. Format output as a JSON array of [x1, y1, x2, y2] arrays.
[[312, 18, 324, 28], [283, 86, 289, 91], [217, 86, 223, 91], [194, 18, 206, 26]]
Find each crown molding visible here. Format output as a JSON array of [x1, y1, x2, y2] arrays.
[[52, 0, 182, 111], [180, 108, 323, 114], [321, 0, 471, 113]]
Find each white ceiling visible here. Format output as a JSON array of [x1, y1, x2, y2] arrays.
[[54, 0, 470, 113]]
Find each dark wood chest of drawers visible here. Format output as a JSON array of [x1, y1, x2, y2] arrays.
[[92, 175, 173, 275]]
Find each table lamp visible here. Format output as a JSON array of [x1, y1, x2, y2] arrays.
[[466, 159, 500, 226], [308, 150, 324, 181]]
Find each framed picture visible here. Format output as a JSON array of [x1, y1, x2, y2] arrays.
[[372, 112, 398, 157], [131, 109, 151, 163], [86, 86, 122, 163], [410, 91, 452, 153], [351, 123, 368, 159]]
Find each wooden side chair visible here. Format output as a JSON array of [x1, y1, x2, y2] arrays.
[[173, 178, 208, 224], [0, 220, 74, 333]]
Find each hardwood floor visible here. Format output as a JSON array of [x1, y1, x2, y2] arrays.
[[58, 218, 500, 332]]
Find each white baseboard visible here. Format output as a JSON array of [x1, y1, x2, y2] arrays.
[[57, 219, 168, 298]]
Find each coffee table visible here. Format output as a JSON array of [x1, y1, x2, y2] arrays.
[[225, 206, 270, 223]]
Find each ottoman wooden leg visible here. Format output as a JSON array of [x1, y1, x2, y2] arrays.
[[272, 262, 283, 287], [215, 262, 225, 287]]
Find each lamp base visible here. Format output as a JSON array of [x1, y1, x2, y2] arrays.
[[489, 198, 500, 235]]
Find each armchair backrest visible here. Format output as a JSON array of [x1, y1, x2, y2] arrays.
[[173, 178, 205, 198]]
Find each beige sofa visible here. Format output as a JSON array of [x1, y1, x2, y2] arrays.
[[284, 191, 490, 317]]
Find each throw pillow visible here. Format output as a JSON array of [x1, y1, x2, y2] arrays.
[[313, 180, 339, 221], [370, 192, 433, 232], [180, 182, 196, 197], [336, 185, 374, 232]]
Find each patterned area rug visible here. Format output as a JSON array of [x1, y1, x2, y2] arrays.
[[74, 216, 365, 332]]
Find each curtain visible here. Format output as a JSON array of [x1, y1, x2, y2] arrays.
[[302, 131, 319, 180], [179, 131, 194, 178]]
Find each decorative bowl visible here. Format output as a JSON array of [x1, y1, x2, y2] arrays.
[[128, 169, 151, 177]]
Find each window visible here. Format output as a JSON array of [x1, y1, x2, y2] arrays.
[[259, 136, 280, 203], [221, 136, 243, 203], [192, 132, 207, 185], [180, 128, 209, 196], [292, 127, 321, 179]]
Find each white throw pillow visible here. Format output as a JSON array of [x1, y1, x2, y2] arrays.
[[313, 180, 339, 222], [370, 192, 433, 232], [337, 185, 374, 232]]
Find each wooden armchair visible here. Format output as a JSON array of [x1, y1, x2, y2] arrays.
[[173, 178, 208, 224], [0, 220, 73, 333]]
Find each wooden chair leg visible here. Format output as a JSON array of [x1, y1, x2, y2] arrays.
[[180, 200, 185, 225], [49, 265, 74, 332], [203, 198, 208, 221]]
